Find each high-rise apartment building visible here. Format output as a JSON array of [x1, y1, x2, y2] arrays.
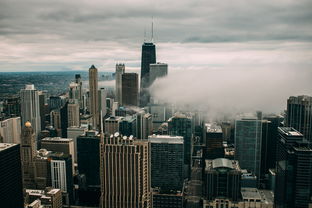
[[235, 117, 262, 182], [149, 135, 184, 192], [21, 84, 41, 138], [115, 63, 125, 104], [275, 127, 312, 208], [286, 95, 312, 142], [89, 65, 99, 129], [122, 73, 139, 106], [0, 116, 21, 143], [21, 121, 37, 189], [0, 143, 24, 208], [100, 133, 151, 208]]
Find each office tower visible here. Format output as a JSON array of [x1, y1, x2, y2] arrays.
[[21, 121, 37, 188], [49, 152, 73, 205], [137, 112, 153, 140], [152, 191, 184, 208], [49, 96, 66, 111], [67, 99, 80, 127], [3, 96, 20, 117], [141, 42, 156, 88], [34, 149, 52, 189], [221, 121, 232, 142], [60, 101, 68, 138], [41, 137, 75, 173], [149, 135, 184, 192], [104, 116, 122, 135], [38, 91, 47, 130], [115, 63, 125, 104], [75, 74, 83, 108], [51, 110, 61, 129], [98, 88, 107, 117], [67, 126, 87, 163], [77, 131, 101, 186], [122, 73, 139, 106], [89, 65, 99, 129], [25, 188, 62, 208], [0, 116, 21, 143], [203, 159, 241, 205], [112, 101, 119, 116], [0, 143, 24, 208], [69, 82, 80, 100], [168, 113, 192, 177], [149, 62, 168, 85], [119, 116, 137, 137], [148, 103, 166, 130], [100, 133, 151, 208], [235, 117, 262, 182], [275, 127, 312, 208], [21, 84, 41, 138], [286, 95, 312, 142], [204, 123, 224, 159]]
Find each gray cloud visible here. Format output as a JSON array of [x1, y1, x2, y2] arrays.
[[0, 0, 312, 71]]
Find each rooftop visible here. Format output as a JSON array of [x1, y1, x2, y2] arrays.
[[0, 143, 18, 151], [148, 135, 183, 144], [205, 123, 222, 133], [205, 158, 241, 171], [41, 137, 73, 142]]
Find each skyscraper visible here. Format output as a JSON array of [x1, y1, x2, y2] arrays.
[[168, 113, 192, 177], [21, 84, 41, 138], [98, 88, 107, 118], [141, 42, 156, 88], [235, 117, 262, 182], [0, 116, 21, 144], [100, 133, 151, 208], [122, 73, 139, 106], [149, 135, 184, 192], [67, 99, 80, 127], [115, 63, 125, 104], [75, 74, 83, 109], [286, 95, 312, 142], [21, 121, 37, 189], [149, 62, 168, 85], [0, 143, 24, 208], [204, 158, 241, 203], [204, 123, 224, 159], [89, 65, 99, 129], [275, 127, 312, 208]]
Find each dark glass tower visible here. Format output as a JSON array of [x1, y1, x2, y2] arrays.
[[140, 42, 156, 89], [0, 143, 24, 208], [275, 127, 312, 208]]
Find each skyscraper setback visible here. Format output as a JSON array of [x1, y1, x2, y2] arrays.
[[89, 65, 99, 129]]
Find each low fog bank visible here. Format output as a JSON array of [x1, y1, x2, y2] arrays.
[[149, 68, 312, 120]]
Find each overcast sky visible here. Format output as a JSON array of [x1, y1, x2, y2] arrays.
[[0, 0, 311, 72]]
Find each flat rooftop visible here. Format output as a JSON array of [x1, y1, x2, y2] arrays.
[[148, 135, 183, 144], [205, 123, 222, 133], [41, 137, 73, 142], [0, 143, 18, 151]]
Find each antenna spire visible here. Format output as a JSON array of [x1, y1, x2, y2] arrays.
[[151, 17, 154, 42], [144, 27, 146, 42]]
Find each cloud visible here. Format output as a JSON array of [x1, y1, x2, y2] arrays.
[[0, 0, 312, 71], [149, 67, 312, 120]]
